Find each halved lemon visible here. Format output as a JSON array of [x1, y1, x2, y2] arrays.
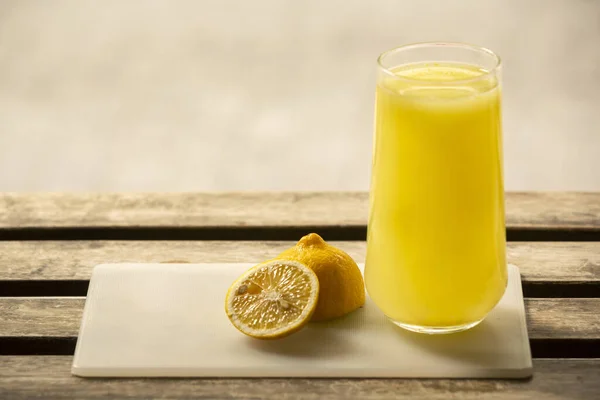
[[276, 233, 365, 321], [225, 260, 319, 339]]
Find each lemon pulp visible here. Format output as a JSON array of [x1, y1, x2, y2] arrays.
[[225, 260, 319, 339]]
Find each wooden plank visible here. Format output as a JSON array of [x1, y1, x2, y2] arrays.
[[0, 357, 598, 400], [1, 298, 598, 340], [506, 192, 600, 230], [0, 298, 84, 337], [0, 192, 367, 228], [506, 242, 600, 282], [0, 241, 598, 282], [1, 192, 599, 230], [525, 299, 600, 339]]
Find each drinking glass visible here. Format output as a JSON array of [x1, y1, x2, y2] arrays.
[[365, 42, 507, 334]]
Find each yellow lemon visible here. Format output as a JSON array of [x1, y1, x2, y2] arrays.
[[225, 260, 319, 339], [276, 233, 365, 321]]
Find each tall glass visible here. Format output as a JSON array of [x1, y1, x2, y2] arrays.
[[365, 43, 507, 334]]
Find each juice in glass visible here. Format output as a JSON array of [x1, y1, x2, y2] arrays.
[[365, 43, 507, 334]]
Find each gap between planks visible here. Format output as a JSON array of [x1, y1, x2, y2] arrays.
[[1, 226, 600, 241]]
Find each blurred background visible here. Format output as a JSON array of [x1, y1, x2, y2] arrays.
[[1, 0, 598, 192]]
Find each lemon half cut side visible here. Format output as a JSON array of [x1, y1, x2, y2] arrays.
[[225, 260, 319, 339]]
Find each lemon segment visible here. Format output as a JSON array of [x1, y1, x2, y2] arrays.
[[225, 260, 319, 339]]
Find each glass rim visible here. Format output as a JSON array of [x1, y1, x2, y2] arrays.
[[377, 42, 502, 85]]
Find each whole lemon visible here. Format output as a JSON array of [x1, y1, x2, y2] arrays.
[[276, 233, 365, 321]]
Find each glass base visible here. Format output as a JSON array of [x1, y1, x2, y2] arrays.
[[390, 318, 483, 335]]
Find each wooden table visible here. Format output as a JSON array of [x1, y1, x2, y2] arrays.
[[1, 192, 599, 399]]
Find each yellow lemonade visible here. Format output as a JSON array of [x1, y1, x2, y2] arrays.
[[365, 62, 507, 331]]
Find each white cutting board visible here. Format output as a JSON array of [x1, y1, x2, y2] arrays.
[[72, 263, 532, 378]]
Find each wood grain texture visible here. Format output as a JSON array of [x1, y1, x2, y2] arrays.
[[1, 192, 599, 229], [1, 298, 598, 340], [0, 298, 84, 337], [506, 192, 600, 229], [1, 241, 599, 282], [0, 357, 598, 400], [525, 299, 600, 339], [506, 242, 600, 282], [0, 192, 367, 228]]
